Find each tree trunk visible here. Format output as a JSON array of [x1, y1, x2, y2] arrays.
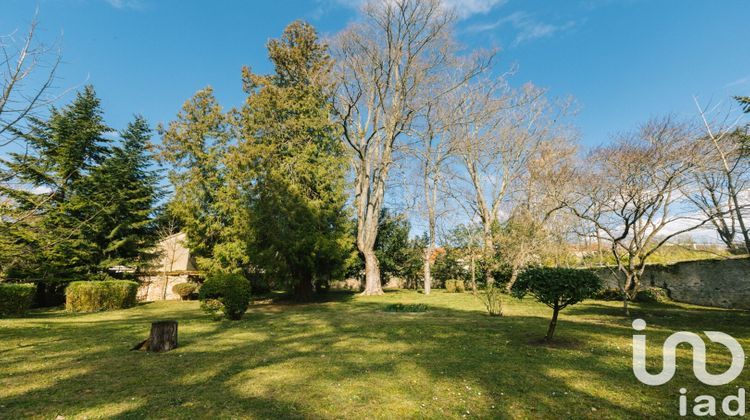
[[361, 250, 383, 295], [149, 321, 178, 352], [423, 248, 432, 295], [545, 305, 559, 342], [505, 266, 519, 293], [470, 253, 477, 295], [294, 274, 314, 302], [161, 273, 169, 301]]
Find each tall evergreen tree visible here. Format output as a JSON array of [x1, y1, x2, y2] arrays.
[[232, 21, 352, 300], [92, 116, 162, 269], [1, 86, 111, 278], [158, 88, 231, 270]]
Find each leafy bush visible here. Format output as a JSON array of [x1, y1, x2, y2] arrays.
[[172, 282, 197, 300], [433, 250, 469, 288], [635, 287, 670, 303], [65, 280, 138, 312], [477, 282, 503, 316], [512, 267, 602, 341], [198, 273, 251, 320], [0, 283, 36, 316], [384, 303, 428, 313], [595, 288, 624, 301], [445, 279, 465, 293], [200, 299, 225, 321]]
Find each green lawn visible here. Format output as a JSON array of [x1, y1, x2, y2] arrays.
[[1, 290, 748, 419]]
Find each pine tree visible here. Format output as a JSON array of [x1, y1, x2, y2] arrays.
[[92, 116, 161, 269], [232, 21, 352, 300], [1, 86, 111, 278]]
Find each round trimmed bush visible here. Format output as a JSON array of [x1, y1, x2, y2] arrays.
[[65, 280, 139, 312], [198, 273, 251, 320], [0, 283, 36, 316], [512, 267, 602, 341], [172, 282, 197, 300], [635, 287, 670, 303]]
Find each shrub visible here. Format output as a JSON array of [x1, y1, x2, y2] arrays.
[[445, 280, 456, 293], [0, 283, 36, 316], [172, 282, 197, 300], [384, 303, 428, 313], [200, 299, 225, 321], [635, 287, 670, 303], [595, 288, 624, 301], [198, 273, 251, 320], [445, 279, 465, 293], [477, 282, 503, 316], [512, 267, 602, 342], [65, 281, 139, 312]]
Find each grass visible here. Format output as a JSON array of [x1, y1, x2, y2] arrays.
[[1, 290, 748, 419]]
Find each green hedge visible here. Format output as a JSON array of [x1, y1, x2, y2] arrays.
[[65, 280, 139, 312], [0, 283, 36, 316], [199, 273, 251, 320]]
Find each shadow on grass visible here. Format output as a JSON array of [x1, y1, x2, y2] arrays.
[[1, 294, 748, 418]]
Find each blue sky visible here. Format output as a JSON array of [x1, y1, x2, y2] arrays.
[[2, 0, 748, 148]]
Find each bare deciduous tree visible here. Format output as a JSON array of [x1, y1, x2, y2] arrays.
[[1, 13, 62, 150], [408, 59, 491, 294], [447, 78, 563, 283], [331, 0, 460, 295], [689, 99, 749, 252], [498, 137, 578, 291], [566, 117, 709, 313]]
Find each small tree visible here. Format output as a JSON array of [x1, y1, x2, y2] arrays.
[[511, 267, 601, 342]]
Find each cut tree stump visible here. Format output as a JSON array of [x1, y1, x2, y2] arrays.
[[131, 320, 178, 352]]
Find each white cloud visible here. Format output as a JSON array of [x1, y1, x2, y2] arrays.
[[725, 74, 750, 89], [328, 0, 506, 19], [468, 11, 578, 46], [443, 0, 507, 17], [104, 0, 143, 10]]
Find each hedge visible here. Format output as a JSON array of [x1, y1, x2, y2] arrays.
[[65, 280, 139, 312], [0, 283, 36, 316]]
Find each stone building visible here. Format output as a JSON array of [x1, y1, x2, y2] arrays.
[[136, 232, 201, 301]]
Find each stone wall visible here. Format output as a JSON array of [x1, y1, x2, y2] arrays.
[[595, 258, 750, 310], [137, 274, 193, 301]]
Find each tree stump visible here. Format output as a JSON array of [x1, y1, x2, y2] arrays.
[[132, 321, 178, 352], [149, 320, 178, 352]]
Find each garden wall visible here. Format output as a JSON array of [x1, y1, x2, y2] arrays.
[[594, 257, 750, 310], [137, 273, 193, 301]]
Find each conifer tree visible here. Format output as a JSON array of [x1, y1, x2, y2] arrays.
[[158, 88, 231, 270], [93, 116, 161, 269], [232, 21, 352, 300], [1, 86, 111, 278]]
